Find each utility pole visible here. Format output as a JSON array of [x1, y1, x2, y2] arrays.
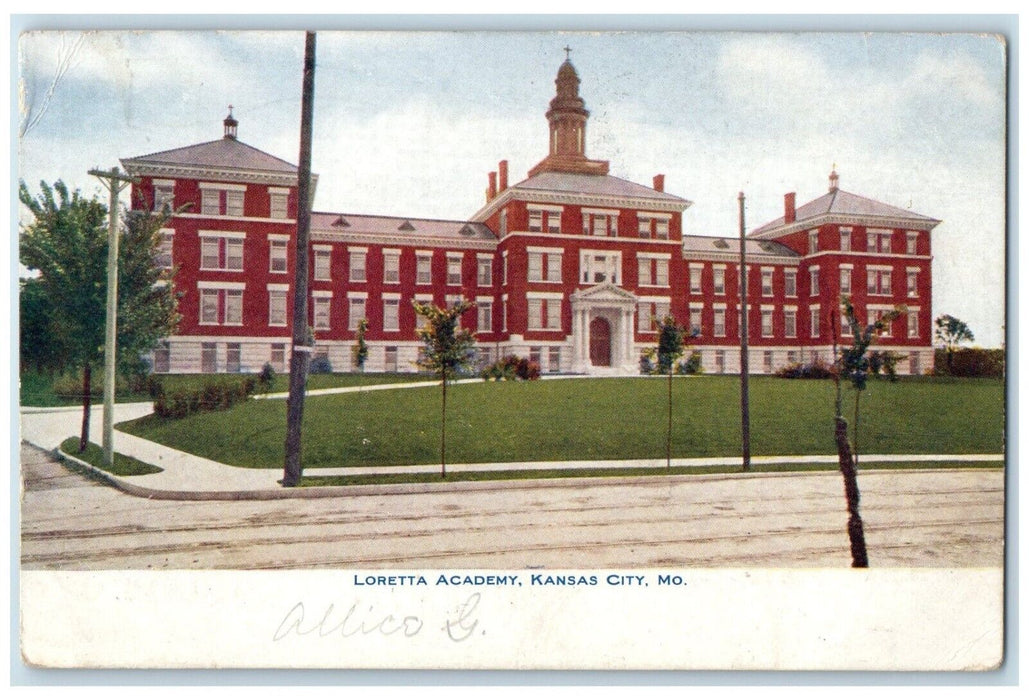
[[89, 166, 138, 467], [283, 31, 317, 487], [738, 191, 751, 472]]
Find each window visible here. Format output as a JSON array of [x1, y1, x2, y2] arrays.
[[416, 254, 432, 285], [907, 310, 919, 338], [313, 296, 331, 330], [529, 347, 542, 366], [810, 306, 820, 338], [714, 308, 726, 337], [713, 267, 725, 295], [548, 347, 561, 373], [499, 209, 508, 237], [200, 238, 220, 270], [447, 255, 462, 285], [637, 215, 669, 240], [909, 353, 921, 375], [546, 212, 561, 234], [269, 239, 288, 273], [200, 289, 219, 324], [714, 350, 725, 374], [529, 210, 543, 232], [225, 239, 243, 271], [348, 297, 366, 331], [867, 268, 892, 295], [761, 269, 773, 296], [784, 270, 797, 297], [867, 230, 891, 253], [581, 252, 620, 284], [638, 303, 653, 333], [477, 257, 492, 286], [784, 308, 797, 338], [840, 228, 851, 252], [385, 347, 398, 373], [349, 249, 367, 283], [689, 265, 703, 294], [155, 230, 174, 269], [547, 253, 562, 282], [270, 344, 286, 373], [383, 251, 400, 284], [809, 268, 820, 296], [655, 259, 669, 286], [655, 219, 669, 240], [201, 343, 217, 373], [906, 231, 918, 255], [871, 308, 892, 337], [153, 341, 170, 373], [840, 268, 852, 294], [153, 181, 174, 210], [528, 253, 543, 282], [638, 258, 652, 286], [808, 230, 818, 253], [546, 299, 562, 330], [528, 299, 542, 329], [383, 298, 399, 331], [226, 343, 241, 373], [787, 351, 798, 365], [761, 308, 773, 337], [583, 211, 617, 236], [314, 248, 331, 281], [763, 351, 774, 374], [907, 269, 919, 297], [268, 289, 287, 326], [689, 305, 703, 336], [477, 301, 492, 332], [200, 184, 246, 217], [269, 189, 288, 219]]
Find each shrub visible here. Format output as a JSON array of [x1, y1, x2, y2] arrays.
[[152, 375, 257, 419], [676, 351, 703, 375], [309, 355, 333, 374], [639, 349, 656, 375], [481, 354, 540, 381], [258, 362, 276, 393], [868, 350, 903, 382], [775, 360, 836, 380], [51, 371, 128, 399], [933, 348, 1005, 378]]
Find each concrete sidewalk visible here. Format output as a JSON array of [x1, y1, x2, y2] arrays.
[[18, 391, 1005, 500]]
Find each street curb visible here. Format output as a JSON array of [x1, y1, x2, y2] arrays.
[[46, 444, 1002, 502]]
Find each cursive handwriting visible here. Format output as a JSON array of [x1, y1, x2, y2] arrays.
[[273, 593, 482, 643]]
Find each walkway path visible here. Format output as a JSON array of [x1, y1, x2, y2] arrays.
[[18, 380, 1005, 500]]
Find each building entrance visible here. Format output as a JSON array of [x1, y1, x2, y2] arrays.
[[589, 317, 612, 366]]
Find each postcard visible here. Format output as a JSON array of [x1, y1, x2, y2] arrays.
[[15, 25, 1008, 672]]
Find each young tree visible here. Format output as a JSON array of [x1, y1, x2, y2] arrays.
[[413, 299, 476, 479], [655, 316, 687, 470], [19, 180, 179, 452], [831, 296, 905, 568], [934, 314, 975, 374], [353, 317, 369, 372]]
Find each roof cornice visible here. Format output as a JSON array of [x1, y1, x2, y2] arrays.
[[750, 212, 942, 240], [310, 228, 498, 251], [121, 159, 314, 190], [471, 186, 691, 222]]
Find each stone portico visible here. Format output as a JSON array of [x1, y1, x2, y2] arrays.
[[569, 283, 638, 374]]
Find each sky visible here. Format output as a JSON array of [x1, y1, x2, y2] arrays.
[[14, 27, 1009, 347]]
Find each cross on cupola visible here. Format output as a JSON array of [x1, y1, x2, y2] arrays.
[[564, 45, 572, 60]]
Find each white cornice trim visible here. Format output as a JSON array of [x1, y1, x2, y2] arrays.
[[749, 212, 941, 240], [309, 228, 498, 251], [683, 249, 800, 266], [122, 160, 315, 190], [471, 187, 690, 222], [503, 231, 682, 247], [176, 213, 297, 226]]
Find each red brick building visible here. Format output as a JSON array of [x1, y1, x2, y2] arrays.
[[122, 60, 940, 376]]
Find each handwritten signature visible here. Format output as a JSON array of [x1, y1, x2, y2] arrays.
[[273, 592, 481, 643]]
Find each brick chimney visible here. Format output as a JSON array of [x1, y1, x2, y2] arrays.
[[653, 174, 665, 192], [498, 160, 508, 192], [487, 171, 497, 201], [784, 192, 796, 224]]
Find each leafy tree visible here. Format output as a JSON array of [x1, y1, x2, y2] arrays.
[[831, 296, 905, 568], [413, 299, 476, 478], [19, 180, 179, 452], [934, 314, 975, 374], [655, 316, 687, 470], [19, 277, 68, 374], [353, 317, 369, 371]]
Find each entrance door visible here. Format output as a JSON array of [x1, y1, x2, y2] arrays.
[[589, 316, 612, 367]]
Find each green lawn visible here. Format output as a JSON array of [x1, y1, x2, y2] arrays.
[[118, 375, 1006, 469], [59, 437, 164, 476], [20, 369, 427, 407]]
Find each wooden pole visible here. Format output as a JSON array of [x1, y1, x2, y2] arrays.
[[282, 31, 317, 487], [88, 166, 137, 467], [738, 191, 751, 472]]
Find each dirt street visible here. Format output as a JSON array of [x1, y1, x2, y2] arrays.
[[20, 443, 1004, 570]]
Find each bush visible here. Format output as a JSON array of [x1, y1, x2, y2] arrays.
[[639, 349, 656, 375], [868, 350, 902, 382], [153, 375, 257, 419], [309, 355, 333, 374], [258, 362, 276, 392], [481, 355, 540, 381], [51, 371, 128, 399], [676, 351, 703, 375], [776, 360, 836, 380], [933, 348, 1005, 378]]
